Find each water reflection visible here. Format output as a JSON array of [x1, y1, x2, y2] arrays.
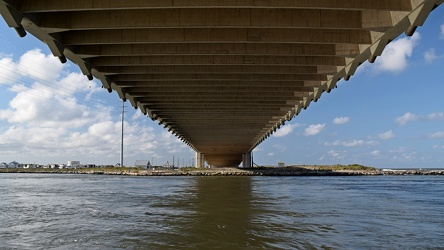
[[185, 176, 255, 249]]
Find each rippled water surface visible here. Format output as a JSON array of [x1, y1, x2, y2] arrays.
[[1, 174, 443, 249]]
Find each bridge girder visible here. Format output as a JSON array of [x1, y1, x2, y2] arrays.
[[1, 0, 442, 167]]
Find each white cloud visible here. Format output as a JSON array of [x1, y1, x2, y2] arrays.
[[426, 112, 444, 121], [390, 147, 407, 153], [273, 123, 300, 137], [325, 139, 378, 147], [132, 109, 144, 120], [304, 123, 325, 136], [333, 116, 350, 125], [378, 130, 395, 140], [375, 33, 421, 73], [424, 48, 438, 63], [267, 152, 275, 157], [370, 150, 381, 156], [395, 112, 419, 126], [17, 49, 64, 82], [252, 147, 262, 152], [391, 152, 415, 162], [272, 144, 288, 152], [395, 112, 444, 126], [441, 24, 444, 39], [327, 150, 345, 160], [429, 131, 444, 139], [0, 50, 105, 129], [0, 49, 189, 164], [0, 56, 18, 85], [0, 82, 107, 128]]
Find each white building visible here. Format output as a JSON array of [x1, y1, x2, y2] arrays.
[[67, 161, 80, 168], [24, 164, 38, 169]]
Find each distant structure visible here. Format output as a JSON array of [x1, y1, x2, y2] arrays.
[[67, 161, 80, 168], [134, 160, 152, 169], [7, 161, 19, 168], [162, 161, 174, 169], [278, 162, 286, 168]]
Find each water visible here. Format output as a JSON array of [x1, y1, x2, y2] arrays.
[[1, 174, 443, 249]]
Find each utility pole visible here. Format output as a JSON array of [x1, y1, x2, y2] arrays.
[[120, 100, 125, 167]]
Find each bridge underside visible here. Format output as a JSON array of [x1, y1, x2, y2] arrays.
[[0, 0, 442, 167]]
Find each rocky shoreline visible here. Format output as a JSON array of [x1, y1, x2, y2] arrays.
[[1, 166, 444, 176]]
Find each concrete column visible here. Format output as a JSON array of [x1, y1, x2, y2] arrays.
[[196, 152, 205, 168], [242, 152, 252, 168]]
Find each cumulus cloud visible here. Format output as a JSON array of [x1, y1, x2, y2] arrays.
[[333, 116, 350, 125], [324, 139, 378, 147], [327, 150, 345, 160], [426, 112, 444, 121], [304, 123, 325, 136], [395, 112, 444, 126], [424, 48, 438, 63], [17, 49, 64, 82], [429, 131, 444, 139], [375, 33, 421, 73], [378, 130, 395, 140], [0, 56, 19, 85], [370, 150, 381, 156], [273, 123, 300, 137], [0, 49, 188, 164], [272, 144, 288, 152], [395, 112, 419, 125]]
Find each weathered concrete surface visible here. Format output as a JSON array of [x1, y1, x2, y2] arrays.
[[0, 0, 442, 166]]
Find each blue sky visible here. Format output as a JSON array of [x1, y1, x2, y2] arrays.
[[0, 8, 443, 168]]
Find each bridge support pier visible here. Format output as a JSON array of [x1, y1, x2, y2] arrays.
[[195, 152, 205, 168], [242, 152, 252, 168]]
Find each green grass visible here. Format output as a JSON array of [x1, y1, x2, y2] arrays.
[[299, 164, 377, 171]]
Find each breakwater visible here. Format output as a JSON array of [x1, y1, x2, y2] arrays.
[[1, 167, 444, 176]]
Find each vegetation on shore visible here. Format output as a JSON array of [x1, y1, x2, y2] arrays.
[[0, 164, 376, 174], [295, 164, 377, 171], [0, 166, 133, 174], [1, 164, 444, 176]]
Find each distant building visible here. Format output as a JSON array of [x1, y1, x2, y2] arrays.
[[0, 162, 7, 168], [134, 160, 152, 169], [67, 161, 80, 168], [24, 164, 38, 169], [49, 164, 59, 169], [162, 161, 174, 169], [278, 162, 286, 167], [8, 161, 19, 168]]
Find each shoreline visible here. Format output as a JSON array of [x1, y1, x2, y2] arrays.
[[1, 166, 444, 176]]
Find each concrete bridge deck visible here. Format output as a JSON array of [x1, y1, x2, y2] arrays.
[[1, 0, 442, 167]]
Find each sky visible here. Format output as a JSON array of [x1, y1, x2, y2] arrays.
[[0, 8, 443, 168]]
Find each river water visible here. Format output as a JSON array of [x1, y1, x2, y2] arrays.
[[0, 174, 443, 249]]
